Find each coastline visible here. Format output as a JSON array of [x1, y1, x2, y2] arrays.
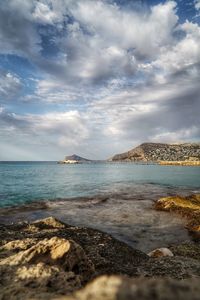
[[0, 215, 200, 299], [0, 189, 200, 299], [158, 161, 200, 166], [0, 185, 195, 253]]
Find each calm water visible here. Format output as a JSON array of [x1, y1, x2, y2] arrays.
[[0, 162, 200, 207], [1, 161, 200, 251]]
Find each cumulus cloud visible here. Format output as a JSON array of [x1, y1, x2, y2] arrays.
[[0, 0, 200, 159], [0, 71, 22, 101], [0, 0, 179, 82]]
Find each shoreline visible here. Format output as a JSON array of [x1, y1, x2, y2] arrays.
[[158, 161, 200, 166], [0, 216, 200, 299], [0, 187, 194, 253], [0, 191, 200, 299]]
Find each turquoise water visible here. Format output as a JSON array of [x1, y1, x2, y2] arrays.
[[0, 162, 200, 207]]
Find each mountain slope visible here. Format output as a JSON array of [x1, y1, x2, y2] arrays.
[[109, 143, 200, 162], [65, 154, 91, 162]]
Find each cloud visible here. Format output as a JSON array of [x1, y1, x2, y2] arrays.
[[0, 0, 179, 83], [195, 0, 200, 10], [0, 108, 90, 149], [87, 62, 200, 147], [153, 21, 200, 73], [0, 1, 41, 57], [0, 70, 22, 101], [0, 0, 200, 160], [55, 0, 179, 83]]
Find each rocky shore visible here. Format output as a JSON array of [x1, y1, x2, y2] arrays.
[[158, 161, 200, 166], [0, 211, 200, 300], [110, 142, 200, 164], [155, 194, 200, 240]]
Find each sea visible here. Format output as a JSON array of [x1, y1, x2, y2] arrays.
[[0, 161, 200, 207], [0, 161, 200, 252]]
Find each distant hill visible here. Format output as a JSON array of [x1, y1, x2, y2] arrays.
[[109, 143, 200, 163], [64, 154, 91, 162]]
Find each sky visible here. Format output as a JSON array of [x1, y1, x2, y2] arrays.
[[0, 0, 200, 160]]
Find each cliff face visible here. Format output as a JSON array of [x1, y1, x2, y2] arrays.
[[110, 143, 200, 162]]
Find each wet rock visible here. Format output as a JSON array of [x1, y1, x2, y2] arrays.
[[155, 194, 200, 212], [148, 248, 174, 257], [155, 194, 200, 240], [33, 217, 66, 229]]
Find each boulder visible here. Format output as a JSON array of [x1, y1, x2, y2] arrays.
[[0, 236, 95, 299], [148, 248, 174, 257]]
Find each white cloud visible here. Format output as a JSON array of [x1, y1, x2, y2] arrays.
[[0, 71, 22, 100], [0, 0, 200, 159], [0, 109, 90, 147], [0, 0, 180, 82], [153, 21, 200, 73], [32, 1, 63, 25], [195, 0, 200, 10]]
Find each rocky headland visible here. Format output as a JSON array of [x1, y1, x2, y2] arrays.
[[109, 142, 200, 165], [0, 207, 200, 300]]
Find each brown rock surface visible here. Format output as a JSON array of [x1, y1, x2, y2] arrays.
[[0, 219, 95, 299], [0, 217, 148, 277], [109, 142, 200, 163], [1, 217, 200, 299], [64, 275, 200, 300], [155, 194, 200, 239]]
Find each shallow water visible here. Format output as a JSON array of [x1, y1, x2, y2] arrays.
[[0, 162, 200, 252], [0, 182, 198, 252]]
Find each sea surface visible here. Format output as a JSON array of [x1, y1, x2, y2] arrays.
[[0, 161, 200, 207], [0, 161, 200, 252]]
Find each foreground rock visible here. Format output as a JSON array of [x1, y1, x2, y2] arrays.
[[155, 194, 200, 240], [1, 217, 200, 299], [0, 217, 148, 299], [65, 275, 200, 300], [0, 217, 148, 277], [0, 236, 95, 299]]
